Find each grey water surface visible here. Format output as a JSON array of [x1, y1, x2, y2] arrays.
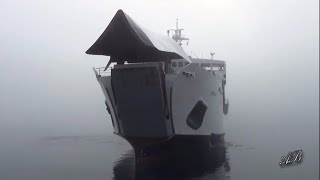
[[0, 0, 318, 179]]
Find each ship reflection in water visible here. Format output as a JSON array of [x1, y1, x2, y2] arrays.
[[113, 143, 231, 180]]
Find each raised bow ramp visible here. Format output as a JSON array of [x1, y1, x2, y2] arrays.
[[86, 9, 190, 63]]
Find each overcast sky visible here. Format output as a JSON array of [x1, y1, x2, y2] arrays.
[[0, 0, 318, 140]]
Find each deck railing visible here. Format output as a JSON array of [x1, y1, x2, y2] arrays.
[[94, 61, 225, 77], [94, 67, 112, 76]]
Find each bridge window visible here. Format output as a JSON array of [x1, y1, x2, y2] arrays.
[[172, 62, 177, 67], [201, 63, 211, 67]]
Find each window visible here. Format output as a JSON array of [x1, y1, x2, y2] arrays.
[[172, 62, 177, 67], [184, 62, 189, 66], [200, 63, 209, 67], [178, 62, 184, 67]]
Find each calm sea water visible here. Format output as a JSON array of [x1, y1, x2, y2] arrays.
[[0, 0, 319, 179], [0, 63, 319, 179], [0, 62, 318, 179], [0, 113, 318, 180]]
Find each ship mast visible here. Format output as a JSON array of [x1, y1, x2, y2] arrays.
[[167, 19, 189, 46]]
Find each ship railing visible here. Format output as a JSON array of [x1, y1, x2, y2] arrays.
[[94, 67, 112, 77], [168, 61, 226, 75]]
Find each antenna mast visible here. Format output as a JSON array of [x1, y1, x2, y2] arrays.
[[167, 19, 189, 46]]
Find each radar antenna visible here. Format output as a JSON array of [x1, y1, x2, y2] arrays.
[[210, 52, 215, 60], [167, 19, 189, 46]]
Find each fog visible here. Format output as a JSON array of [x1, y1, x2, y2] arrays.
[[0, 0, 318, 179]]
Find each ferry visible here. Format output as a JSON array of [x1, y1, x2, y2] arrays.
[[86, 9, 229, 158]]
